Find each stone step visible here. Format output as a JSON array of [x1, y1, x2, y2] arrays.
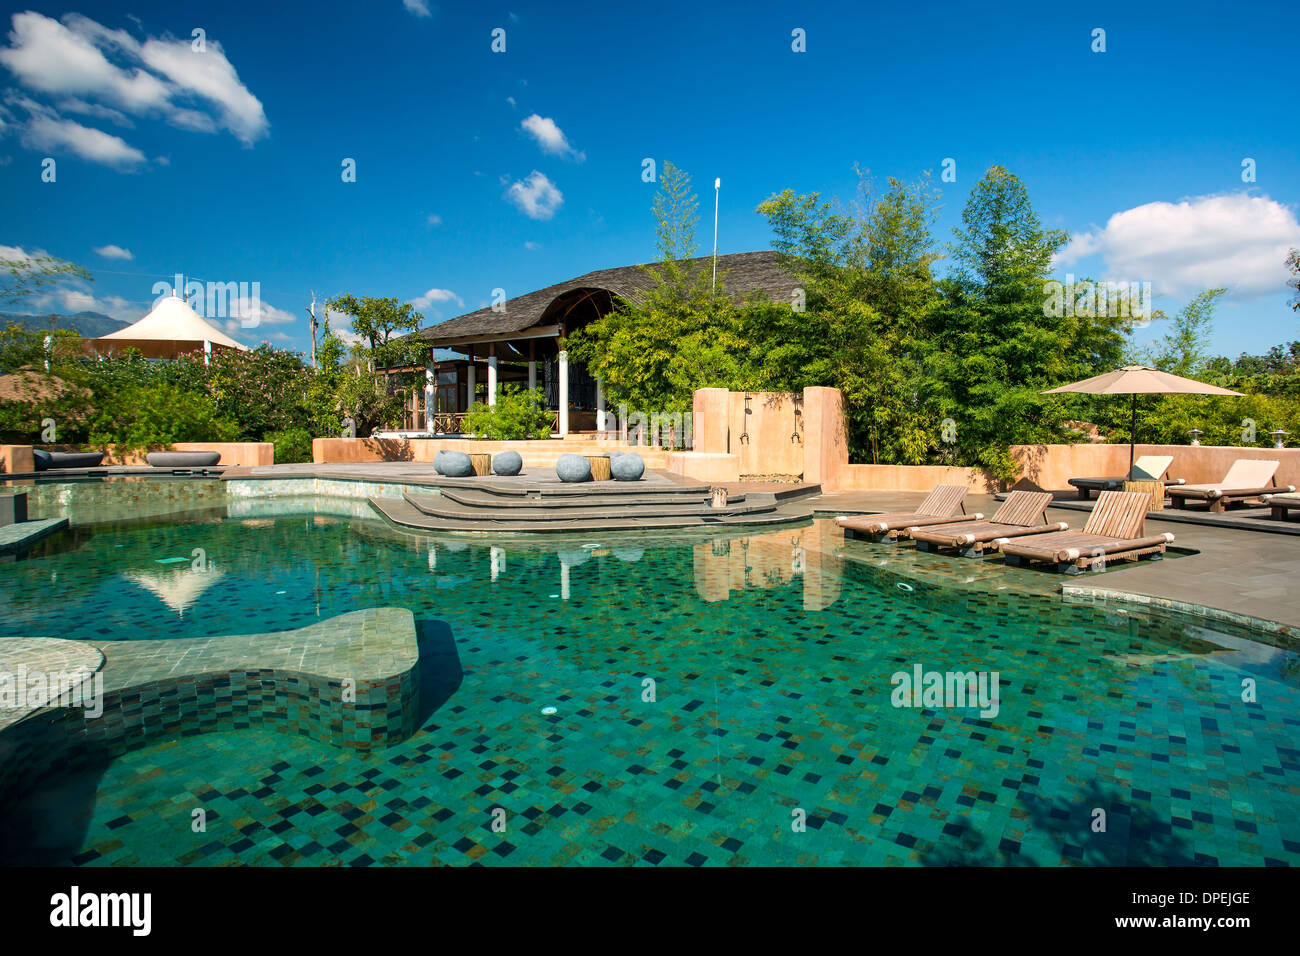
[[438, 487, 746, 509], [403, 492, 776, 523], [368, 496, 810, 533]]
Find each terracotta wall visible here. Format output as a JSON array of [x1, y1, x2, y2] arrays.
[[835, 444, 1300, 492], [312, 436, 670, 468], [687, 386, 1298, 493], [1, 442, 272, 471], [682, 387, 851, 489], [839, 463, 995, 493]]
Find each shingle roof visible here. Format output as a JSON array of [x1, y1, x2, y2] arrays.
[[408, 250, 796, 345]]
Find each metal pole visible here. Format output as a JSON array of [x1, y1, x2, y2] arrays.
[[1129, 392, 1137, 475], [712, 177, 720, 292]]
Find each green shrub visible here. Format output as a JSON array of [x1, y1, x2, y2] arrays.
[[460, 386, 553, 440], [88, 382, 239, 453], [267, 427, 314, 463]]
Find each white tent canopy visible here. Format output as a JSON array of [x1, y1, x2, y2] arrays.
[[93, 293, 249, 358]]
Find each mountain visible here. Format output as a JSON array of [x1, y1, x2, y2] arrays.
[[0, 310, 131, 337]]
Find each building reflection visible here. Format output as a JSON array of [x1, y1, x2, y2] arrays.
[[693, 522, 843, 610]]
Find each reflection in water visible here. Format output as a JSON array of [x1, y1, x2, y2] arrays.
[[693, 522, 844, 611], [122, 566, 225, 618]]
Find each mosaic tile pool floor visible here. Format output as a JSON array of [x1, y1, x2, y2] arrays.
[[2, 511, 1298, 866]]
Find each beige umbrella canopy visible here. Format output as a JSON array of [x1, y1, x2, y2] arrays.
[[1044, 365, 1243, 472], [91, 293, 248, 359]]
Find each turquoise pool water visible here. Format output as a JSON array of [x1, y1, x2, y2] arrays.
[[1, 508, 1298, 866]]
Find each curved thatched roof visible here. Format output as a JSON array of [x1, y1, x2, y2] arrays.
[[408, 250, 797, 347]]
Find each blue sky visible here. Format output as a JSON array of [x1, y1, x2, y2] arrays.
[[1, 0, 1297, 357]]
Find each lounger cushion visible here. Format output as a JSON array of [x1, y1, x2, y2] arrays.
[[1176, 458, 1280, 493]]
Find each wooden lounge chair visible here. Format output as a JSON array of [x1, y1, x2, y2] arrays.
[[1067, 454, 1183, 500], [1167, 459, 1293, 513], [1262, 490, 1300, 521], [835, 484, 976, 543], [907, 490, 1063, 557], [1000, 490, 1173, 573]]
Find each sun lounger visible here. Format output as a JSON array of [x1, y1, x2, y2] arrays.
[[835, 484, 976, 542], [1167, 459, 1292, 513], [1000, 490, 1174, 573], [1067, 454, 1183, 500], [1262, 490, 1300, 521], [907, 490, 1063, 557]]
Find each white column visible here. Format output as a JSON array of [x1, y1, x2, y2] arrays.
[[424, 361, 435, 430], [528, 360, 537, 391], [561, 563, 571, 601], [203, 339, 212, 367], [557, 349, 569, 436], [466, 363, 477, 407], [596, 377, 606, 434], [487, 354, 498, 406], [491, 546, 504, 582]]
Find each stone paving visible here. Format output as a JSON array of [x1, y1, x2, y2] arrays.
[[816, 489, 1300, 631]]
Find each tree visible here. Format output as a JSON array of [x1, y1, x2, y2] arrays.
[[1287, 247, 1299, 312], [0, 254, 92, 309], [571, 162, 736, 419], [323, 295, 426, 435], [928, 166, 1126, 477], [1150, 288, 1226, 376]]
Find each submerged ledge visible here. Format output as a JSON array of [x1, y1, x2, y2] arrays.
[[0, 608, 420, 807]]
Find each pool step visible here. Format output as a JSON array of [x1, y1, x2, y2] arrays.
[[368, 495, 810, 533], [436, 486, 747, 510], [403, 492, 775, 523]]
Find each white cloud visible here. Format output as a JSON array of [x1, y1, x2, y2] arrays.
[[22, 107, 145, 167], [57, 98, 133, 127], [227, 296, 296, 328], [403, 0, 433, 17], [411, 287, 463, 309], [0, 11, 268, 157], [520, 113, 584, 161], [136, 33, 268, 144], [506, 96, 516, 108], [524, 241, 539, 250], [0, 244, 37, 262], [30, 285, 140, 319], [1056, 192, 1300, 300], [505, 170, 563, 220], [426, 213, 442, 226], [0, 13, 169, 112], [93, 244, 132, 259]]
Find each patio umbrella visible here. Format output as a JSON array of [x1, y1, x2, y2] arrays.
[[1043, 365, 1243, 474]]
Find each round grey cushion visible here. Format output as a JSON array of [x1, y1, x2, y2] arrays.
[[45, 451, 106, 469], [147, 451, 221, 467], [555, 453, 592, 482], [611, 451, 645, 481], [492, 450, 523, 476], [31, 448, 52, 471], [433, 449, 450, 474], [439, 451, 475, 478]]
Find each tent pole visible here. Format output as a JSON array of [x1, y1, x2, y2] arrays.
[[1129, 393, 1136, 475]]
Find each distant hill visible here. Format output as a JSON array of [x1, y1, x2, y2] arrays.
[[0, 310, 131, 337]]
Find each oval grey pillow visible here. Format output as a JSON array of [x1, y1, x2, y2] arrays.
[[31, 448, 52, 471], [493, 450, 523, 476], [147, 451, 221, 467], [556, 453, 592, 482], [47, 451, 106, 468], [439, 450, 475, 477], [611, 452, 645, 481]]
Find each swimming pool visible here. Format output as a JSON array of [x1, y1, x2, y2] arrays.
[[1, 504, 1297, 866]]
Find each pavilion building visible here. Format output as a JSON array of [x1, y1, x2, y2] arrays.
[[391, 251, 798, 436]]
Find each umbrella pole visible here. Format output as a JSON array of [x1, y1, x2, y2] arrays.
[[1129, 393, 1136, 476]]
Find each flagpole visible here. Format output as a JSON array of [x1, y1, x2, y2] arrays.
[[712, 177, 720, 293]]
